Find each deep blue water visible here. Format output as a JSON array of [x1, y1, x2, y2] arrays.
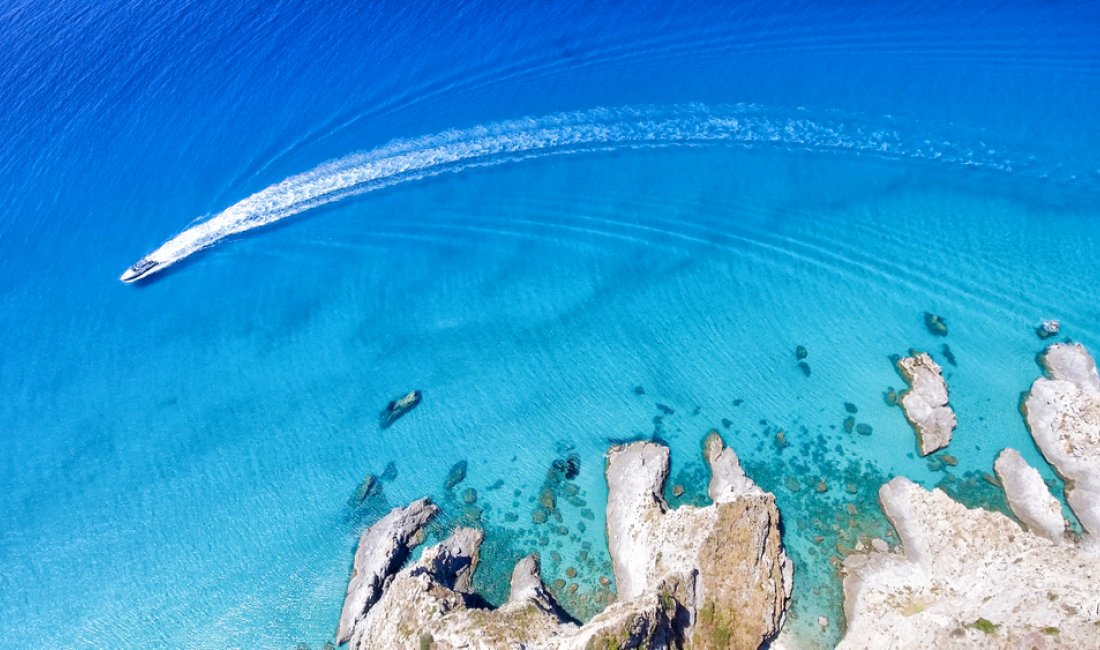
[[2, 1, 1100, 647]]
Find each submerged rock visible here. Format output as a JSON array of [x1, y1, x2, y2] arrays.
[[796, 345, 809, 360], [444, 460, 468, 490], [798, 360, 812, 377], [941, 343, 957, 367], [896, 352, 956, 455], [924, 312, 948, 336], [379, 461, 398, 482], [335, 435, 792, 648], [348, 474, 383, 506], [378, 389, 422, 429]]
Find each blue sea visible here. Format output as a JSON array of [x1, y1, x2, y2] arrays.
[[2, 1, 1099, 647]]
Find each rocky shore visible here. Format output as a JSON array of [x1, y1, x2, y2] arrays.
[[334, 343, 1100, 648], [336, 432, 792, 649], [838, 343, 1100, 648]]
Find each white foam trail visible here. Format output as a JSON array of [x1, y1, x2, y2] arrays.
[[121, 103, 1026, 281]]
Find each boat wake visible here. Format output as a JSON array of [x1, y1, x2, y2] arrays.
[[119, 103, 1048, 283]]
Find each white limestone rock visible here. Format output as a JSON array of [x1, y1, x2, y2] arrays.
[[336, 497, 438, 646], [839, 477, 1100, 649], [994, 448, 1067, 542], [336, 433, 793, 649], [704, 429, 763, 502], [896, 352, 956, 455], [1024, 343, 1100, 535], [603, 437, 793, 648]]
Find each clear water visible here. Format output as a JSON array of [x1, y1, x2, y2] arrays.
[[2, 1, 1099, 648]]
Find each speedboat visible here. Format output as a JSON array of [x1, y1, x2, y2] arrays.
[[120, 257, 160, 283]]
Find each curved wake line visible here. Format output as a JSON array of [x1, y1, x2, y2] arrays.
[[120, 103, 1083, 282]]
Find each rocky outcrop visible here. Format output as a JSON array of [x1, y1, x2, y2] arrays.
[[1023, 343, 1100, 535], [704, 431, 763, 502], [994, 448, 1066, 543], [604, 437, 792, 649], [337, 498, 439, 645], [839, 477, 1100, 649], [839, 343, 1100, 648], [1037, 319, 1060, 339], [336, 434, 792, 649], [896, 352, 956, 455]]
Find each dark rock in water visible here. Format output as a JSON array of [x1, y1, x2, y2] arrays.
[[856, 423, 873, 436], [672, 484, 685, 497], [733, 398, 744, 406], [563, 454, 580, 480], [550, 454, 581, 481], [795, 345, 809, 360], [380, 461, 398, 482], [444, 460, 468, 490], [379, 390, 422, 429], [462, 488, 478, 504], [656, 403, 675, 415], [941, 344, 957, 367], [721, 417, 733, 429], [924, 312, 948, 336], [633, 385, 646, 396], [1037, 319, 1060, 339], [798, 361, 812, 377], [884, 388, 899, 406], [844, 402, 859, 414], [486, 479, 504, 491], [348, 473, 383, 506], [843, 416, 855, 434]]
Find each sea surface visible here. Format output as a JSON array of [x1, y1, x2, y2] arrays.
[[2, 1, 1099, 648]]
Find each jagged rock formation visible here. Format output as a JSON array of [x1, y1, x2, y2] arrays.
[[839, 343, 1100, 648], [336, 433, 792, 649], [337, 498, 438, 645], [896, 352, 956, 455], [1023, 342, 1100, 535]]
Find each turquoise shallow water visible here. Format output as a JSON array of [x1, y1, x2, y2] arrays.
[[2, 1, 1100, 648], [6, 144, 1099, 647]]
